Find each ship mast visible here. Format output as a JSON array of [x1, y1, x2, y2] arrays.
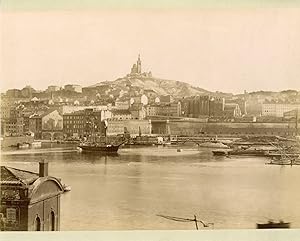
[[296, 109, 298, 136], [104, 120, 108, 145]]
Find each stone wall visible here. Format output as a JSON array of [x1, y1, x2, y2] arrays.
[[168, 121, 297, 136]]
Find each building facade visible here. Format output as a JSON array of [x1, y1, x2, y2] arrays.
[[223, 103, 242, 118], [106, 120, 152, 136], [1, 117, 24, 137], [110, 109, 132, 121], [63, 109, 105, 138], [29, 110, 63, 139], [47, 86, 60, 92], [146, 102, 181, 117], [262, 102, 300, 117], [64, 84, 82, 93]]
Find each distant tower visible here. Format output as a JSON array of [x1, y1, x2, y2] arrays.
[[130, 54, 142, 75], [137, 54, 142, 74]]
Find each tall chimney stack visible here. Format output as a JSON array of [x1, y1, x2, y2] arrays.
[[39, 160, 49, 177]]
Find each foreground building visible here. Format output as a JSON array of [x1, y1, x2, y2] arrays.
[[0, 161, 64, 231]]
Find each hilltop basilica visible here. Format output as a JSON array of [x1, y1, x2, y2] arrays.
[[127, 55, 152, 78]]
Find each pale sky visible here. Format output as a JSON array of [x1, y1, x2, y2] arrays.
[[1, 3, 300, 94]]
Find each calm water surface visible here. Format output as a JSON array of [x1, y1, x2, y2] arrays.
[[1, 144, 300, 230]]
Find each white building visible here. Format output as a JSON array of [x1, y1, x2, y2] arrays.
[[262, 102, 300, 117]]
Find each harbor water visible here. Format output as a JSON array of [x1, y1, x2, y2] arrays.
[[1, 143, 300, 230]]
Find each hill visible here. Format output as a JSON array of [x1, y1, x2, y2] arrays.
[[90, 76, 212, 98]]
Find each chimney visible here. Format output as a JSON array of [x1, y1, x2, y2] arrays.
[[39, 160, 49, 177]]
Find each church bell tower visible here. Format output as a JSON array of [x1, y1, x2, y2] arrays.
[[137, 54, 142, 74]]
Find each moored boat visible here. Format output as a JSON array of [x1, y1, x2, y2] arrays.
[[17, 143, 30, 149], [78, 120, 124, 153], [78, 143, 121, 153], [63, 184, 71, 192], [227, 148, 268, 157], [30, 141, 42, 148], [256, 220, 290, 229], [199, 141, 230, 149], [212, 149, 229, 156]]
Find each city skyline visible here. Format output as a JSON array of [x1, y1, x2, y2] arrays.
[[1, 5, 300, 94]]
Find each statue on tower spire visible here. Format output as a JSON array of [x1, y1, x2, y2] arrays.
[[137, 54, 142, 74]]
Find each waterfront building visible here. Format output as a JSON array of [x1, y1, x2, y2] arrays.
[[223, 103, 242, 118], [1, 117, 24, 137], [0, 161, 64, 231], [226, 98, 247, 116], [29, 109, 63, 139], [106, 120, 151, 136], [0, 105, 25, 137], [209, 97, 225, 117], [63, 108, 105, 138], [145, 102, 181, 117], [186, 95, 210, 117], [64, 84, 82, 93], [183, 95, 226, 118], [262, 101, 300, 117], [283, 109, 300, 120]]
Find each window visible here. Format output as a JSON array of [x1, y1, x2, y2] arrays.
[[35, 216, 41, 231], [50, 211, 55, 231]]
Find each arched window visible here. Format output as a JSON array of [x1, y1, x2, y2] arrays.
[[35, 216, 41, 231], [50, 211, 55, 231]]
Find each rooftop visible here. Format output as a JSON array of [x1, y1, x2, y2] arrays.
[[0, 166, 39, 186], [111, 109, 131, 115]]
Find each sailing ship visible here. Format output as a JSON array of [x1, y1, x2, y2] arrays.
[[78, 120, 124, 153], [266, 138, 300, 166]]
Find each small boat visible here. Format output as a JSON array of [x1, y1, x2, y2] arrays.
[[227, 148, 268, 157], [162, 142, 172, 146], [17, 143, 30, 149], [30, 141, 42, 148], [212, 149, 229, 156], [266, 157, 300, 166], [256, 220, 290, 229], [63, 184, 71, 192], [198, 141, 229, 149]]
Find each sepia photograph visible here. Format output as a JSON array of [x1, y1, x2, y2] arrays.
[[1, 1, 300, 240]]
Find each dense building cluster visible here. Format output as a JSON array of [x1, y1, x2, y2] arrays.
[[1, 56, 299, 140]]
